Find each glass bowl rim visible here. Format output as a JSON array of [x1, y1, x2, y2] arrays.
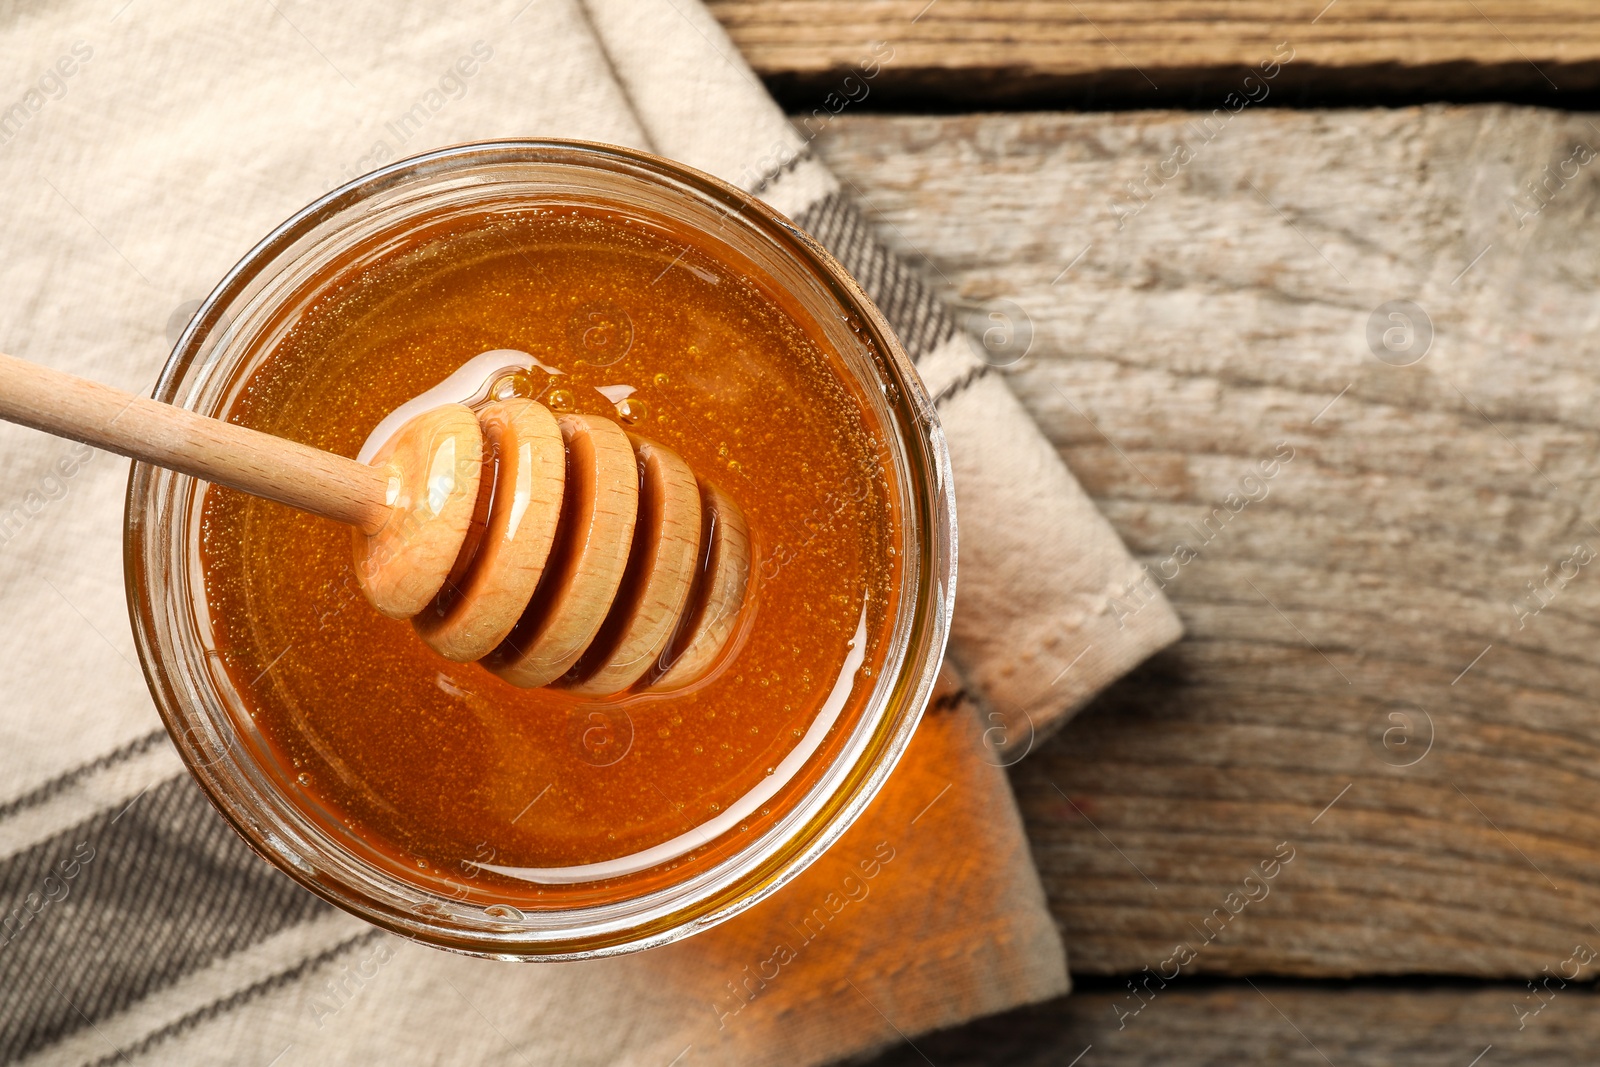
[[124, 137, 958, 959]]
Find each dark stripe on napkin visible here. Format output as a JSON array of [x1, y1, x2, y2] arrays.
[[0, 729, 167, 825], [935, 362, 995, 406], [795, 192, 955, 363], [83, 929, 384, 1067], [0, 776, 329, 1065]]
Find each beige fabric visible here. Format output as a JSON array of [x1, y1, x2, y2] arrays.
[[42, 671, 1063, 1067], [0, 0, 1180, 1063], [941, 372, 1184, 740]]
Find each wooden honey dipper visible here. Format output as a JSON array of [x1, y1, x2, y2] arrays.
[[0, 350, 751, 696]]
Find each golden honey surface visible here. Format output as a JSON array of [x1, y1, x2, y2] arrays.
[[197, 204, 901, 905]]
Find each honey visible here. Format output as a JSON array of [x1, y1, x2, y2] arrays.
[[196, 203, 903, 908]]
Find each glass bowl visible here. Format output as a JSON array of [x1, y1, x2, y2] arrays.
[[125, 140, 955, 960]]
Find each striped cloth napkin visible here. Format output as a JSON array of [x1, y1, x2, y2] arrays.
[[0, 1, 1181, 1064]]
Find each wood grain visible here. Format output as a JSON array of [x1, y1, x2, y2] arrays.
[[561, 433, 702, 694], [412, 397, 566, 662], [711, 1, 1600, 105], [484, 413, 639, 688], [814, 105, 1600, 980], [862, 981, 1600, 1066]]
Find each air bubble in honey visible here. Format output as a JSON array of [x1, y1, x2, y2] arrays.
[[491, 369, 539, 400], [616, 397, 648, 424], [546, 388, 575, 412]]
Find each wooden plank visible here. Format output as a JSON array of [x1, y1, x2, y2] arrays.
[[814, 105, 1600, 979], [711, 1, 1600, 105], [861, 981, 1600, 1065]]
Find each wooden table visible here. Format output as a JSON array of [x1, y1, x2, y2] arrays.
[[712, 0, 1600, 106], [705, 2, 1600, 1061]]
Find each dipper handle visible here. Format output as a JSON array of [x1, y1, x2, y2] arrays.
[[0, 350, 749, 696], [0, 350, 392, 532]]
